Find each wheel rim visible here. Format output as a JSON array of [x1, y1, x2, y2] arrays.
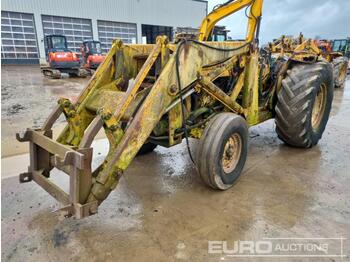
[[311, 83, 327, 130], [221, 133, 242, 174]]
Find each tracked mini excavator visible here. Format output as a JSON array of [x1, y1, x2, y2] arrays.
[[41, 34, 88, 79], [17, 0, 334, 218], [80, 40, 105, 75]]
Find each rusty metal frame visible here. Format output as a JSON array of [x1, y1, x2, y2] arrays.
[[198, 76, 244, 114], [16, 0, 268, 219], [16, 129, 97, 218]]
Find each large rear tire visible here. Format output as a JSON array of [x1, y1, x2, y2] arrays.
[[333, 56, 348, 88], [196, 113, 248, 190], [275, 62, 333, 148]]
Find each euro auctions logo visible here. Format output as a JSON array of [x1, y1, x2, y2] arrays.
[[209, 240, 274, 255], [208, 238, 346, 258]]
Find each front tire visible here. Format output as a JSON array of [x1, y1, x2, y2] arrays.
[[196, 113, 248, 190], [275, 62, 334, 148]]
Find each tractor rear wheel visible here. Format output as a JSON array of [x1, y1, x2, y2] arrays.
[[275, 62, 333, 148], [333, 56, 348, 88], [196, 113, 248, 190]]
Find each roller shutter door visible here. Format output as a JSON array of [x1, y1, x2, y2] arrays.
[[1, 11, 39, 64], [42, 15, 93, 53], [97, 20, 137, 53]]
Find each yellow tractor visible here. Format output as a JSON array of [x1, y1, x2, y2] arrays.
[[17, 0, 334, 218]]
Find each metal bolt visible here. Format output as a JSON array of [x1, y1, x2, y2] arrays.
[[89, 205, 98, 214], [113, 169, 123, 179], [109, 124, 118, 131], [68, 111, 76, 118], [225, 146, 234, 158], [103, 112, 112, 120], [63, 100, 71, 108], [169, 84, 178, 95]]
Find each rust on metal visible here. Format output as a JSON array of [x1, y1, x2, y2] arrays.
[[15, 0, 324, 219]]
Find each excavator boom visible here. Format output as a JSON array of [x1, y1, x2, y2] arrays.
[[198, 0, 263, 42]]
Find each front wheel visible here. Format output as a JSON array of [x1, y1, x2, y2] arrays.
[[196, 113, 248, 190]]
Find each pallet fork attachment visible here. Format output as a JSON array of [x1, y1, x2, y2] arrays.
[[16, 129, 97, 218]]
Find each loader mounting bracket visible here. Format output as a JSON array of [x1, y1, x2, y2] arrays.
[[16, 128, 96, 218]]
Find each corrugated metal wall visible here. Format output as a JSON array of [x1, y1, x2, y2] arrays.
[[2, 0, 207, 62], [2, 0, 207, 26]]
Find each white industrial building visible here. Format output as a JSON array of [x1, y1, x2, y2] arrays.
[[1, 0, 207, 64]]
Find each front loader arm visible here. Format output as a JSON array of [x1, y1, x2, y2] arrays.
[[16, 35, 253, 218], [87, 40, 250, 203]]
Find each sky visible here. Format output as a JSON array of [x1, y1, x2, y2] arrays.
[[207, 0, 350, 43]]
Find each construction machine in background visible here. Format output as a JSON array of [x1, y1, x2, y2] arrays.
[[17, 0, 334, 219], [41, 34, 88, 79], [80, 40, 106, 75], [332, 38, 350, 74], [210, 26, 230, 41], [269, 34, 347, 88], [332, 38, 350, 58], [317, 39, 332, 54], [175, 25, 229, 43], [268, 33, 306, 54], [316, 39, 348, 87]]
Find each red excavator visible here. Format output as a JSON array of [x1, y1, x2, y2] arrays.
[[41, 34, 87, 78], [316, 39, 332, 53], [80, 40, 105, 75]]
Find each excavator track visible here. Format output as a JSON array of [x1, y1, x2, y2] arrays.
[[41, 67, 61, 79]]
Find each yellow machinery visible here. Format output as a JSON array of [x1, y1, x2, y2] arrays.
[[267, 33, 322, 62], [331, 38, 350, 74], [268, 34, 348, 88], [17, 0, 334, 218], [315, 40, 349, 88]]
